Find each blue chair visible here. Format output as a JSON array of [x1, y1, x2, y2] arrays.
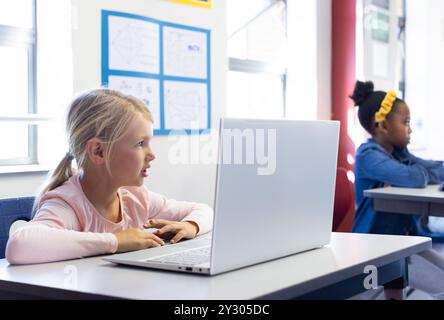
[[0, 197, 35, 259], [417, 228, 444, 243], [416, 217, 444, 243]]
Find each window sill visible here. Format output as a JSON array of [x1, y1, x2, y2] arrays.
[[0, 164, 51, 175]]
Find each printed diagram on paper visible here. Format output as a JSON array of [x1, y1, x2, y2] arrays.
[[108, 16, 160, 74], [108, 75, 161, 129], [164, 81, 208, 130], [163, 26, 208, 79]]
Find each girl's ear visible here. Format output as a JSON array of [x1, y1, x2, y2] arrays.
[[376, 120, 390, 135], [85, 138, 106, 165]]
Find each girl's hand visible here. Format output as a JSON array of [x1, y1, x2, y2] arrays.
[[114, 228, 165, 253], [143, 219, 199, 244]]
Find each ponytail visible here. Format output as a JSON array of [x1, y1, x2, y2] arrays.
[[32, 153, 76, 216], [350, 80, 403, 135]]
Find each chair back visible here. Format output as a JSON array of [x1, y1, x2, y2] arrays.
[[333, 168, 353, 231], [0, 197, 35, 259]]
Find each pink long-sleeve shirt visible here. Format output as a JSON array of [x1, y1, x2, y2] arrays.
[[6, 174, 213, 265]]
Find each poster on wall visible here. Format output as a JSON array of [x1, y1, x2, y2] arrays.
[[101, 10, 211, 135], [168, 0, 212, 9]]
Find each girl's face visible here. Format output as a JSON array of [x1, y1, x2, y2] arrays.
[[108, 114, 156, 187], [386, 102, 412, 150]]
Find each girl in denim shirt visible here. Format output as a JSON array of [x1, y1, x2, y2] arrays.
[[350, 81, 444, 235]]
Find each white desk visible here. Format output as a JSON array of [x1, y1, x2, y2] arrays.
[[0, 233, 431, 300], [364, 185, 444, 217]]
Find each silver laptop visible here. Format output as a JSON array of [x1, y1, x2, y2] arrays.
[[104, 118, 339, 275]]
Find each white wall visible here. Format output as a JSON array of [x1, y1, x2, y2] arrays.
[[316, 0, 332, 120], [0, 173, 48, 198], [0, 0, 227, 206], [406, 0, 444, 159], [286, 0, 331, 121]]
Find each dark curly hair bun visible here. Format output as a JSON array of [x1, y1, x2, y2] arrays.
[[350, 81, 375, 106]]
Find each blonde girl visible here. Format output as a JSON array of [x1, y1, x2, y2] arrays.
[[6, 89, 213, 264]]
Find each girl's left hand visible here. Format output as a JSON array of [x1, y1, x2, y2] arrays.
[[143, 219, 199, 243]]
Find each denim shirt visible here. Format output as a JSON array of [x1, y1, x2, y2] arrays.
[[353, 139, 444, 235]]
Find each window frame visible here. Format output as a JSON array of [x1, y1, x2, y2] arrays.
[[0, 0, 38, 166], [227, 0, 288, 118], [397, 0, 406, 99]]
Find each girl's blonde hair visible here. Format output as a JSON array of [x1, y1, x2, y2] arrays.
[[33, 88, 152, 213]]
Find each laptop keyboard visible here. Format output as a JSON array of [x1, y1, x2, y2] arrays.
[[145, 246, 211, 266]]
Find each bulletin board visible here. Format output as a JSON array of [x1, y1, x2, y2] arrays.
[[101, 10, 211, 135]]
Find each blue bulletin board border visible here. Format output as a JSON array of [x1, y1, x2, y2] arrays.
[[101, 10, 211, 135]]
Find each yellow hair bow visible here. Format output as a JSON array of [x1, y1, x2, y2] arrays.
[[375, 91, 397, 123]]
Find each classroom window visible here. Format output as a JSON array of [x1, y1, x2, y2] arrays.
[[0, 0, 37, 166], [227, 0, 287, 119], [356, 0, 405, 95], [354, 0, 406, 148]]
